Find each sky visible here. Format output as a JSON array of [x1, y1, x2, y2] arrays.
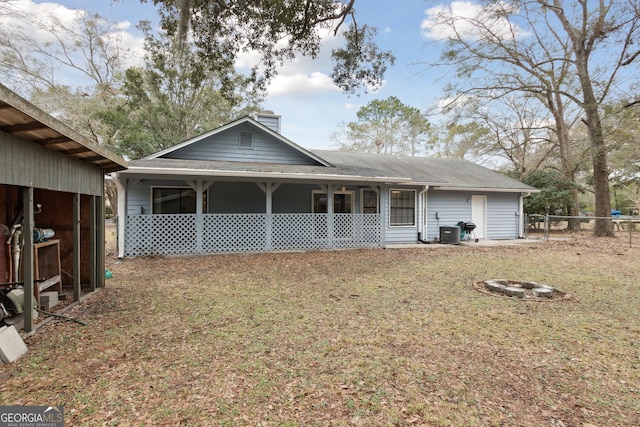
[[3, 0, 464, 150]]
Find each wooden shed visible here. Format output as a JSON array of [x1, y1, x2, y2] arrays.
[[0, 84, 127, 333]]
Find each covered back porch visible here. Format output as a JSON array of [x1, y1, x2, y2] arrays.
[[118, 177, 392, 257]]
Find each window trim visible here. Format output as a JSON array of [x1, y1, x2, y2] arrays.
[[360, 188, 379, 214], [389, 188, 416, 227], [311, 189, 355, 214], [150, 186, 207, 214]]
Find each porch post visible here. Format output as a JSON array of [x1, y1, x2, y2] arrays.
[[265, 183, 273, 251], [378, 186, 386, 247], [187, 180, 213, 254], [196, 181, 203, 253], [327, 184, 334, 249]]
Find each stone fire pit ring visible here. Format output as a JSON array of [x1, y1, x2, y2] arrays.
[[472, 279, 568, 301]]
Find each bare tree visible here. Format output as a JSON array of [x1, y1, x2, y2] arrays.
[[423, 0, 640, 236]]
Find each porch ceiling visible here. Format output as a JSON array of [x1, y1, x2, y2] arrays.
[[0, 84, 127, 173]]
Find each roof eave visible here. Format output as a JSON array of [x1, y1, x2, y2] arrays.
[[432, 186, 540, 193], [119, 166, 412, 184]]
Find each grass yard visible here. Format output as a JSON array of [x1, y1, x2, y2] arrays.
[[1, 237, 639, 426]]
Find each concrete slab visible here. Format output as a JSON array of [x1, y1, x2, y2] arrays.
[[386, 238, 544, 249], [0, 325, 28, 364], [39, 291, 59, 310]]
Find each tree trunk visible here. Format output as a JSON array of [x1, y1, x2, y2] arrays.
[[548, 0, 614, 237], [584, 105, 613, 236], [104, 180, 118, 219], [548, 91, 581, 230], [575, 57, 613, 236]]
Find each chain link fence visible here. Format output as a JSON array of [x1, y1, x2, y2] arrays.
[[524, 213, 640, 247]]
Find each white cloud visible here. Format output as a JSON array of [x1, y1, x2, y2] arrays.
[[421, 1, 530, 41], [236, 27, 346, 98], [268, 71, 340, 97]]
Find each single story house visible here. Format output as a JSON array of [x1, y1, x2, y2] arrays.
[[114, 112, 536, 257]]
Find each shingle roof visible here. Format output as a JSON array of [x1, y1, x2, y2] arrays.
[[126, 150, 535, 192], [313, 150, 535, 191]]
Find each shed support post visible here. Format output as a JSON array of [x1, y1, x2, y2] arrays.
[[89, 195, 96, 292], [22, 187, 34, 334], [97, 194, 105, 288], [73, 193, 81, 302]]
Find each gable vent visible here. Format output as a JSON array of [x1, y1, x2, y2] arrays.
[[239, 131, 253, 149]]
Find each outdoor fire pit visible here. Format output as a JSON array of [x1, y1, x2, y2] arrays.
[[472, 279, 568, 300]]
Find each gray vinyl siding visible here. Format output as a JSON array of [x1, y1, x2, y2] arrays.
[[162, 124, 320, 165], [427, 191, 521, 240], [383, 185, 422, 244], [486, 193, 521, 239], [426, 191, 472, 241], [1, 132, 103, 195]]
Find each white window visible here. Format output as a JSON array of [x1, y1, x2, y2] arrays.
[[312, 190, 354, 213], [361, 188, 379, 214], [389, 189, 415, 226], [152, 187, 207, 214]]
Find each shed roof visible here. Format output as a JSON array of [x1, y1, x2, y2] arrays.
[[0, 84, 127, 173]]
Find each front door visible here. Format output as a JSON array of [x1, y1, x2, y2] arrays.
[[471, 195, 486, 239]]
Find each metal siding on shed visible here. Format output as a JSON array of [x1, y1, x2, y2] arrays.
[[0, 132, 103, 195], [162, 124, 318, 165]]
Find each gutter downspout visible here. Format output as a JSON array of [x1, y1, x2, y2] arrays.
[[111, 174, 126, 259], [417, 186, 430, 244]]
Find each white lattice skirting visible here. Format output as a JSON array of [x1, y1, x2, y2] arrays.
[[125, 213, 382, 256]]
